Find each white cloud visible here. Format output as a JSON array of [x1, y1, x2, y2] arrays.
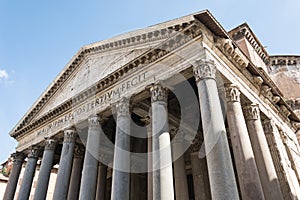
[[0, 69, 8, 80]]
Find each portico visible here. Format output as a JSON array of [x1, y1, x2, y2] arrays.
[[5, 10, 300, 200]]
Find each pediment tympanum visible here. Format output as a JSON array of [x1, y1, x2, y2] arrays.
[[33, 47, 151, 121]]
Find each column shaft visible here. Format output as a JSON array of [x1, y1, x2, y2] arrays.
[[111, 97, 131, 200], [79, 115, 102, 200], [225, 85, 265, 200], [150, 83, 174, 200], [172, 140, 189, 200], [67, 146, 84, 200], [53, 129, 76, 200], [3, 153, 24, 200], [33, 139, 56, 200], [190, 152, 211, 200], [96, 163, 107, 200], [17, 148, 39, 200], [193, 60, 239, 200], [148, 134, 153, 200], [243, 104, 283, 200]]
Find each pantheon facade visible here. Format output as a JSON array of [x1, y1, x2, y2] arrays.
[[4, 10, 300, 200]]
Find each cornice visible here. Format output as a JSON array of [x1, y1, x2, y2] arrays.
[[215, 33, 300, 129], [12, 20, 203, 139], [229, 23, 269, 65], [270, 55, 300, 66]]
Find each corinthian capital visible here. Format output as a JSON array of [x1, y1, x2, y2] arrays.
[[243, 104, 260, 120], [27, 147, 39, 158], [11, 152, 25, 164], [193, 59, 216, 81], [74, 145, 85, 158], [88, 115, 101, 129], [64, 128, 77, 143], [225, 84, 240, 102], [114, 97, 131, 117], [150, 82, 168, 103], [45, 139, 57, 151], [262, 119, 277, 134]]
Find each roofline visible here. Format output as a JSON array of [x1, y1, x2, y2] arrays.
[[229, 23, 270, 65], [11, 10, 226, 137]]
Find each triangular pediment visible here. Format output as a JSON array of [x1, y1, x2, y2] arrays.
[[10, 10, 229, 138], [33, 47, 152, 121]]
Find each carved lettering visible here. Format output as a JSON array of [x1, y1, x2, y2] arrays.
[[34, 71, 149, 138]]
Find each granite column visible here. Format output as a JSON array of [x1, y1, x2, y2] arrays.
[[79, 115, 102, 200], [53, 129, 76, 200], [96, 163, 108, 200], [150, 83, 174, 200], [225, 84, 264, 200], [193, 60, 239, 200], [243, 104, 283, 199], [67, 145, 84, 200], [111, 97, 131, 200], [3, 152, 25, 200], [33, 139, 57, 200], [17, 148, 39, 200]]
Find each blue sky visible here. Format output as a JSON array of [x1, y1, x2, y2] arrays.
[[0, 0, 299, 162]]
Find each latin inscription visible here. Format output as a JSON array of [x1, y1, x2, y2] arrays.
[[34, 72, 148, 137]]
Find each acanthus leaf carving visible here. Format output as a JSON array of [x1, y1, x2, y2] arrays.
[[11, 152, 25, 164], [150, 83, 168, 103], [74, 145, 85, 158], [45, 139, 57, 151], [243, 104, 260, 120], [193, 60, 216, 81], [114, 97, 131, 117], [88, 115, 101, 130], [64, 128, 77, 143], [225, 84, 240, 102], [27, 147, 39, 158]]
